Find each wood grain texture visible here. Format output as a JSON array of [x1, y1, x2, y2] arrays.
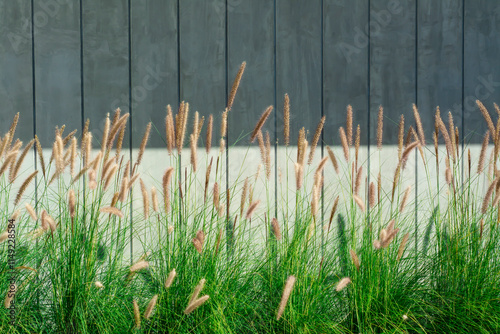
[[83, 0, 129, 148], [370, 0, 416, 145], [179, 0, 226, 144], [227, 0, 274, 145], [276, 0, 322, 146], [0, 1, 33, 143], [464, 0, 500, 143], [0, 0, 497, 146], [131, 0, 178, 148], [418, 0, 463, 143], [324, 0, 369, 146], [34, 0, 80, 146]]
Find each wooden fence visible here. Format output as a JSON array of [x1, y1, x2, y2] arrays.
[[1, 1, 499, 149], [1, 0, 499, 259]]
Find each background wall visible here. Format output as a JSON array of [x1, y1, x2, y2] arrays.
[[0, 0, 499, 149]]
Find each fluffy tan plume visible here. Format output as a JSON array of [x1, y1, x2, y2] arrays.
[[339, 127, 349, 162], [164, 268, 177, 288], [100, 206, 124, 218], [250, 106, 273, 142], [397, 233, 409, 261], [350, 250, 360, 271], [184, 295, 209, 315], [377, 106, 384, 149], [412, 103, 426, 145], [284, 93, 290, 146], [25, 203, 37, 221], [271, 218, 281, 240], [276, 275, 296, 320], [399, 185, 412, 213], [346, 105, 353, 146], [353, 195, 365, 212], [133, 300, 141, 329], [162, 167, 174, 213], [143, 294, 158, 320], [165, 105, 175, 154], [477, 100, 496, 143], [240, 177, 249, 217], [326, 146, 339, 174], [151, 186, 159, 212], [140, 178, 149, 219], [478, 130, 490, 174], [308, 116, 326, 164], [14, 170, 38, 206], [135, 122, 151, 168], [227, 61, 246, 110], [336, 277, 351, 291], [246, 200, 261, 220], [206, 114, 213, 153]]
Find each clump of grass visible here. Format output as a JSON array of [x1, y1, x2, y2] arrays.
[[2, 73, 500, 333]]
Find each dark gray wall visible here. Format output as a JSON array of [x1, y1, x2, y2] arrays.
[[0, 0, 498, 147]]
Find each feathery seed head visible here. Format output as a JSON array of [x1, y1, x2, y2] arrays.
[[165, 269, 177, 288], [276, 275, 296, 320], [336, 277, 351, 292]]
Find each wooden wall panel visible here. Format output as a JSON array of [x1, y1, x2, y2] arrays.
[[227, 0, 274, 145], [0, 1, 33, 143], [276, 0, 322, 146], [418, 0, 463, 143], [179, 0, 226, 145], [131, 0, 178, 149], [83, 0, 129, 148], [34, 0, 80, 146], [370, 0, 416, 145], [464, 0, 500, 143], [324, 0, 369, 147]]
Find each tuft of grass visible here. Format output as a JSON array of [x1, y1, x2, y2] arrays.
[[0, 86, 499, 333]]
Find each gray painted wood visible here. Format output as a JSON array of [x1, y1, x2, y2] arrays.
[[370, 0, 416, 145], [83, 0, 129, 148], [179, 0, 226, 146], [227, 0, 274, 145], [418, 0, 463, 143], [324, 0, 369, 146], [34, 0, 80, 147], [131, 0, 178, 148], [0, 1, 33, 143], [276, 0, 322, 146], [464, 0, 500, 143], [0, 0, 498, 147]]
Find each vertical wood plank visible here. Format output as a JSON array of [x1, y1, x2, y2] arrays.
[[0, 1, 33, 142], [83, 0, 129, 147], [369, 0, 417, 239], [131, 0, 178, 148], [418, 0, 463, 141], [370, 0, 416, 145], [179, 0, 226, 139], [227, 0, 274, 143], [276, 0, 322, 145], [323, 0, 369, 147], [274, 0, 322, 234], [226, 0, 275, 231], [33, 0, 81, 146], [464, 0, 500, 143], [323, 0, 370, 228]]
